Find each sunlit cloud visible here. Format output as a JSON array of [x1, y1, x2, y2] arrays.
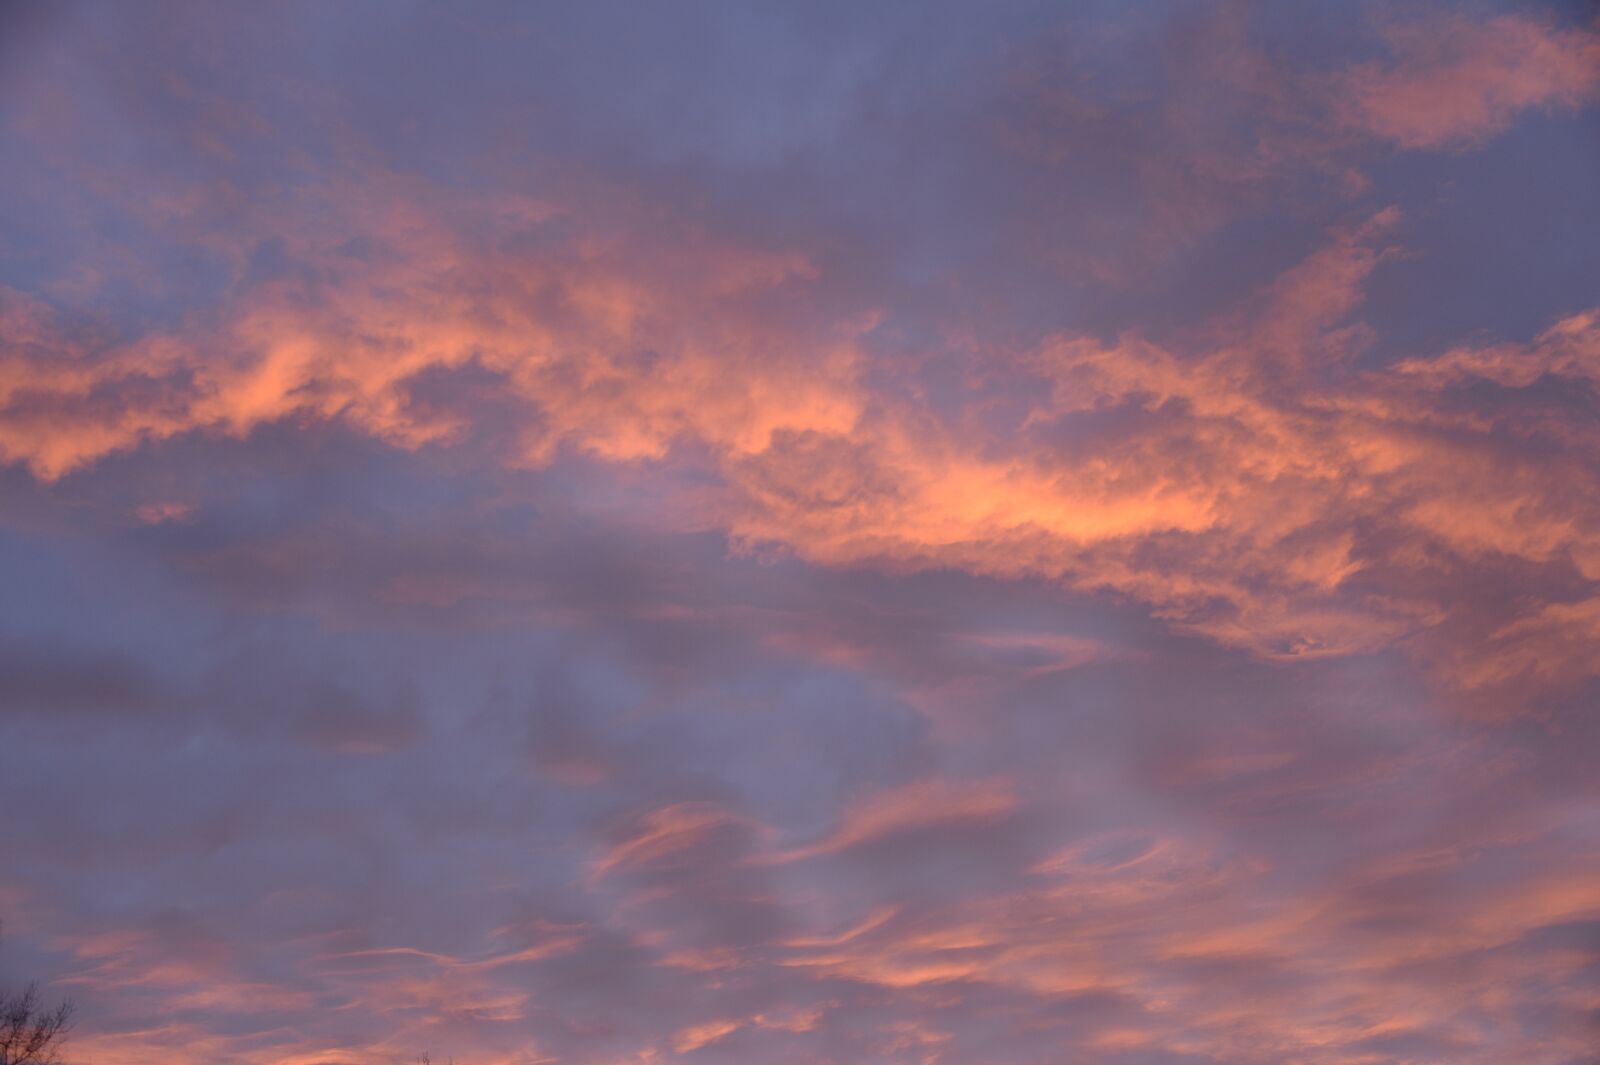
[[1333, 13, 1600, 149], [0, 3, 1596, 1064]]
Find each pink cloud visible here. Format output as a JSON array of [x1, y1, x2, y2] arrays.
[[1335, 13, 1600, 149], [1, 7, 1596, 1062], [4, 190, 1598, 697]]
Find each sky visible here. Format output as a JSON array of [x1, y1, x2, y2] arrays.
[[0, 1, 1597, 1063]]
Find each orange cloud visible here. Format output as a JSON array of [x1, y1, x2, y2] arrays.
[[763, 778, 1017, 865], [0, 179, 864, 481], [1334, 14, 1600, 149], [4, 186, 1597, 699], [759, 817, 1600, 1062], [670, 1018, 742, 1053], [593, 802, 764, 880]]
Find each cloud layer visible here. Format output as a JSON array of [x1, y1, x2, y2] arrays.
[[0, 3, 1597, 1064]]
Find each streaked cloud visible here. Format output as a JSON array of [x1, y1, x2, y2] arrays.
[[0, 3, 1595, 1064]]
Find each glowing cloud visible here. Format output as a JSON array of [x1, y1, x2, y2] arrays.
[[0, 4, 1596, 1065]]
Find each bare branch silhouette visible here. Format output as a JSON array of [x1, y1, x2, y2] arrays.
[[0, 984, 73, 1065], [0, 923, 74, 1065]]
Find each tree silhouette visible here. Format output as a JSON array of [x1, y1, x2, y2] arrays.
[[0, 985, 72, 1065], [0, 924, 73, 1065]]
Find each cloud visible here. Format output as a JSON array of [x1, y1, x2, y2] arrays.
[[5, 188, 1598, 700], [0, 179, 861, 483], [1334, 13, 1600, 149], [763, 778, 1017, 864], [1, 4, 1597, 1064]]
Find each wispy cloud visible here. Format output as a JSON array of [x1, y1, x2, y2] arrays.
[[1, 3, 1596, 1064]]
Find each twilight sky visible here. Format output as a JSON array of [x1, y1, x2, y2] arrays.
[[1, 2, 1598, 1063]]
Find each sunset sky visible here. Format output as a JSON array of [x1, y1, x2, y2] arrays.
[[1, 2, 1598, 1063]]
